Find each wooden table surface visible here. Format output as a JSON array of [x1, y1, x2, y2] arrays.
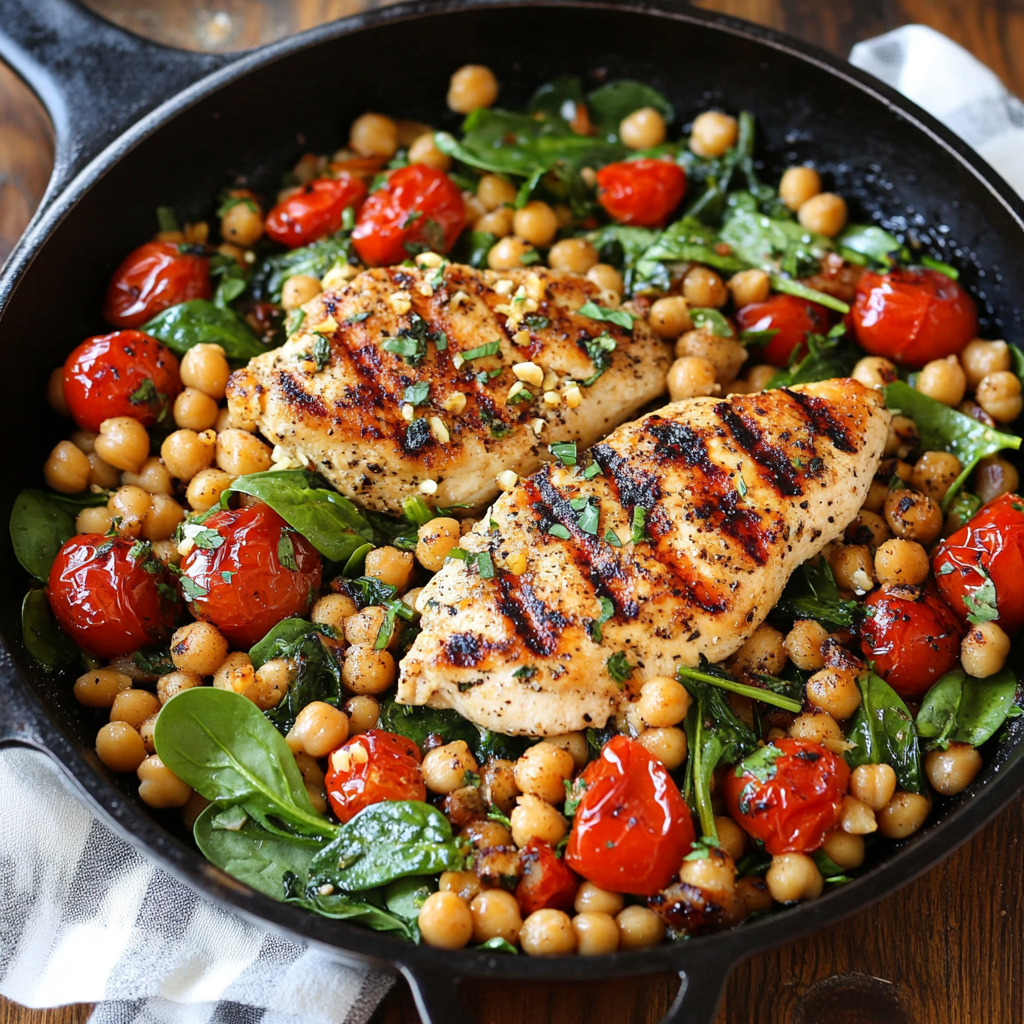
[[2, 2, 1023, 1022]]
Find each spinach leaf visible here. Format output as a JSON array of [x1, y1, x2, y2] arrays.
[[223, 469, 374, 562], [584, 224, 660, 294], [383, 875, 434, 923], [307, 801, 463, 891], [835, 223, 909, 269], [633, 217, 746, 293], [845, 670, 921, 793], [477, 937, 519, 954], [676, 665, 801, 713], [587, 80, 674, 140], [681, 678, 758, 841], [528, 75, 586, 122], [142, 300, 265, 364], [379, 698, 479, 752], [248, 231, 355, 304], [883, 381, 1022, 509], [154, 687, 336, 839], [283, 875, 414, 938], [21, 590, 77, 669], [475, 728, 531, 763], [768, 329, 856, 389], [249, 618, 343, 734], [775, 560, 864, 629], [916, 668, 1020, 749], [193, 803, 323, 899], [770, 275, 851, 314], [11, 489, 78, 581]]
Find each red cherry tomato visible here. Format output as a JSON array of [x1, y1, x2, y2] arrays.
[[103, 241, 211, 329], [515, 840, 579, 916], [735, 294, 832, 368], [851, 267, 978, 368], [564, 735, 695, 896], [324, 730, 426, 823], [860, 584, 963, 698], [264, 175, 368, 248], [595, 158, 687, 228], [351, 164, 465, 267], [62, 330, 181, 432], [47, 535, 178, 659], [933, 493, 1024, 633], [179, 504, 321, 648], [725, 738, 849, 855]]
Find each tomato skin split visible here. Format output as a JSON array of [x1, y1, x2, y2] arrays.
[[325, 729, 427, 823]]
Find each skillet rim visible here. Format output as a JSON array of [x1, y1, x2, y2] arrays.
[[2, 0, 1024, 989]]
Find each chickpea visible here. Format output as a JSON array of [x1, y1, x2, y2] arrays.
[[519, 909, 575, 956], [566, 911, 617, 956], [736, 876, 774, 913], [667, 356, 718, 401], [365, 545, 415, 593], [925, 742, 983, 796], [689, 111, 738, 158], [216, 429, 272, 477], [729, 623, 786, 676], [646, 296, 691, 339], [349, 112, 399, 159], [682, 266, 728, 308], [477, 174, 517, 211], [714, 816, 748, 862], [161, 429, 213, 482], [48, 366, 71, 416], [421, 740, 478, 796], [186, 468, 235, 512], [213, 651, 256, 700], [840, 794, 878, 835], [861, 478, 890, 514], [789, 710, 845, 754], [70, 430, 96, 454], [44, 440, 90, 493], [513, 201, 558, 248], [872, 537, 929, 587], [779, 166, 821, 212], [510, 794, 567, 848], [470, 889, 522, 945], [289, 700, 349, 758], [615, 905, 665, 949], [171, 387, 218, 432], [806, 666, 862, 720], [137, 754, 192, 809], [514, 742, 575, 803], [109, 687, 161, 731], [766, 852, 823, 902], [121, 456, 173, 496], [344, 606, 388, 647], [545, 732, 588, 770], [636, 676, 692, 728], [341, 644, 396, 695], [96, 721, 147, 772], [141, 494, 184, 542], [876, 791, 931, 839], [828, 544, 875, 595], [852, 355, 898, 390], [544, 237, 597, 275], [75, 506, 112, 535], [168, 621, 228, 679], [961, 339, 1011, 390], [728, 268, 770, 307], [961, 621, 1011, 679], [908, 450, 961, 506], [844, 511, 890, 550], [407, 131, 450, 171], [343, 695, 380, 734], [915, 354, 967, 407], [798, 193, 847, 237], [822, 830, 865, 870], [83, 452, 119, 490], [675, 328, 747, 385], [138, 714, 159, 755], [974, 456, 1020, 504], [884, 416, 920, 461], [679, 845, 736, 895], [105, 485, 150, 537], [490, 236, 537, 270], [574, 882, 624, 916], [220, 197, 263, 247], [474, 207, 514, 238], [783, 619, 829, 672], [415, 517, 460, 572], [637, 727, 688, 769], [976, 371, 1023, 422], [418, 891, 473, 949], [440, 870, 483, 902], [586, 263, 624, 296], [156, 670, 202, 705], [447, 64, 499, 114], [312, 593, 358, 633], [74, 668, 132, 708], [280, 274, 321, 312], [883, 488, 943, 545], [481, 758, 520, 814], [849, 763, 897, 812], [614, 104, 665, 149], [94, 416, 150, 473], [180, 343, 230, 401]]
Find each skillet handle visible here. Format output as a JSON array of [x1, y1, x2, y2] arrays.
[[0, 0, 233, 213]]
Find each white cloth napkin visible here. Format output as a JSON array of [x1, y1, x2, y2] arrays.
[[3, 21, 1024, 1024]]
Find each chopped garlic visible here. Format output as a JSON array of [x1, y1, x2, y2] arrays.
[[513, 361, 544, 387], [529, 418, 546, 435], [542, 370, 559, 391], [564, 385, 583, 409], [419, 479, 438, 495], [429, 416, 450, 444], [401, 403, 415, 422], [310, 315, 338, 333], [851, 569, 874, 596], [442, 392, 467, 414], [321, 263, 360, 290], [452, 353, 465, 369], [512, 329, 531, 346], [417, 282, 434, 298], [389, 290, 413, 315], [450, 290, 470, 309], [351, 744, 369, 764], [507, 381, 526, 399], [506, 550, 528, 575], [415, 252, 443, 268], [542, 390, 561, 406], [496, 470, 519, 491], [525, 273, 545, 302], [331, 750, 352, 773], [494, 279, 515, 296]]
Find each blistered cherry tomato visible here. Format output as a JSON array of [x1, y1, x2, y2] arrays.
[[735, 294, 832, 368], [933, 493, 1024, 633], [564, 735, 694, 896], [851, 267, 978, 367], [515, 840, 579, 916], [179, 504, 321, 647], [324, 729, 426, 823], [725, 737, 849, 855], [47, 535, 177, 658], [62, 330, 181, 432], [264, 175, 368, 248], [352, 164, 465, 266], [103, 241, 211, 328], [860, 584, 963, 698], [595, 158, 687, 228]]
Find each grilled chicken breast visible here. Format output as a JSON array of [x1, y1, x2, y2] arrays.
[[226, 264, 671, 514], [398, 379, 890, 736]]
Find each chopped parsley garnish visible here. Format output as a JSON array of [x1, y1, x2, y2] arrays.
[[549, 442, 577, 467], [963, 563, 1000, 625], [736, 474, 748, 498], [548, 524, 571, 540], [277, 532, 298, 570], [524, 314, 550, 330], [581, 333, 617, 385], [311, 333, 331, 371], [381, 312, 445, 367], [604, 528, 622, 547], [576, 500, 600, 536], [606, 651, 634, 688], [220, 571, 234, 583], [564, 777, 588, 817], [576, 301, 637, 330], [690, 307, 735, 337], [344, 312, 371, 325], [519, 247, 542, 265], [512, 665, 538, 679], [462, 341, 502, 361], [128, 378, 160, 407], [403, 381, 431, 406], [182, 523, 223, 550], [179, 578, 208, 602], [507, 388, 534, 405], [401, 209, 423, 229], [631, 507, 648, 544], [475, 368, 503, 383], [446, 547, 495, 579], [583, 463, 603, 481], [590, 596, 615, 643]]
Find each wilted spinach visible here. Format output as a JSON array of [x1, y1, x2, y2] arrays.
[[142, 300, 265, 364], [845, 670, 921, 793], [633, 217, 746, 293], [916, 668, 1021, 750], [774, 559, 864, 629], [21, 590, 77, 669], [768, 328, 856, 389], [835, 223, 909, 269], [248, 231, 356, 304], [10, 488, 105, 582]]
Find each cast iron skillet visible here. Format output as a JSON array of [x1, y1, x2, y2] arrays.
[[2, 1, 1023, 1020]]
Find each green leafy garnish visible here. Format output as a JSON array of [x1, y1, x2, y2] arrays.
[[916, 668, 1020, 750], [590, 596, 615, 643], [461, 341, 502, 361], [549, 442, 577, 467], [576, 301, 636, 330], [606, 651, 634, 686], [845, 670, 921, 793]]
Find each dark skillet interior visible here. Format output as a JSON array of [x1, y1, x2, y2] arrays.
[[4, 0, 1024, 982]]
